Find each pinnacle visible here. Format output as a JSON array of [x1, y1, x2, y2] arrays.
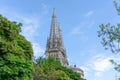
[[52, 8, 56, 18]]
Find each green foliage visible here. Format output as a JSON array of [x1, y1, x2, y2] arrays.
[[110, 60, 120, 72], [98, 23, 120, 53], [114, 0, 120, 15], [98, 0, 120, 53], [0, 14, 33, 80], [97, 0, 120, 79], [33, 57, 83, 80], [59, 66, 81, 80]]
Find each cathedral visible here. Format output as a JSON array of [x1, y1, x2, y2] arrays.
[[45, 9, 84, 78]]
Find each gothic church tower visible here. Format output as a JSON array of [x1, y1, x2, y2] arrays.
[[45, 9, 68, 66]]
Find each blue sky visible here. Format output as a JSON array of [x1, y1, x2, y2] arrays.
[[0, 0, 120, 80]]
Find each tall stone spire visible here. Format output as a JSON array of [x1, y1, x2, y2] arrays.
[[45, 9, 68, 66]]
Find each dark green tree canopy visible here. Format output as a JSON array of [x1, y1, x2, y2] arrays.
[[0, 14, 33, 80]]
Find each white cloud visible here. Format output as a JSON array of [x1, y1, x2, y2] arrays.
[[32, 43, 45, 57], [79, 66, 90, 78], [81, 54, 115, 79], [85, 11, 94, 17], [20, 16, 41, 41], [91, 55, 113, 78], [92, 54, 112, 72], [81, 53, 120, 80]]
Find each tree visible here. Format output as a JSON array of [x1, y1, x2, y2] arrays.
[[97, 0, 120, 79], [98, 0, 120, 53], [33, 57, 83, 80], [0, 14, 33, 80]]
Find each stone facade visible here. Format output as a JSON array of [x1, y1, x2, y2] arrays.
[[69, 65, 84, 78]]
